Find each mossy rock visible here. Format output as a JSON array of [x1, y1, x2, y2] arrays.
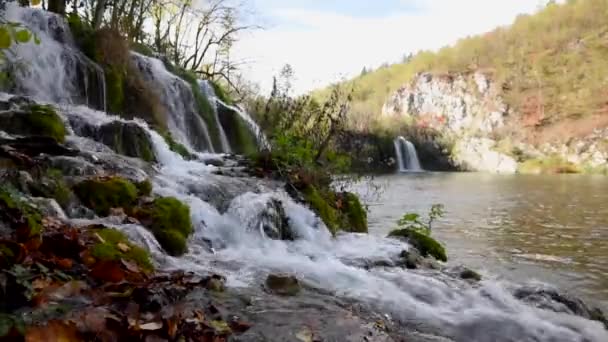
[[135, 179, 153, 197], [162, 132, 193, 160], [217, 103, 258, 155], [96, 121, 156, 162], [339, 192, 368, 233], [388, 229, 447, 262], [73, 177, 139, 216], [90, 228, 154, 273], [134, 197, 193, 256], [518, 157, 581, 174], [302, 186, 340, 235], [0, 187, 43, 240], [29, 168, 73, 209], [0, 105, 67, 143]]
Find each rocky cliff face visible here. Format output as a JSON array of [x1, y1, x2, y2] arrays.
[[383, 72, 608, 174]]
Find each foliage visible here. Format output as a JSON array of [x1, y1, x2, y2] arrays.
[[133, 197, 193, 256], [73, 177, 139, 216], [397, 204, 445, 236], [339, 192, 368, 233], [518, 156, 581, 174], [321, 0, 608, 133], [0, 19, 39, 87], [90, 228, 154, 273]]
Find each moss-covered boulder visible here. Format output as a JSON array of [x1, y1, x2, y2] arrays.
[[90, 228, 154, 273], [388, 229, 447, 262], [133, 197, 193, 256], [162, 132, 193, 160], [29, 168, 74, 210], [73, 177, 139, 216], [97, 121, 156, 162], [339, 192, 368, 233], [300, 186, 368, 235], [0, 104, 67, 143], [0, 187, 43, 241], [217, 102, 258, 155]]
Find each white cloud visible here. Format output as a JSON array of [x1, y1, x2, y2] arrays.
[[233, 0, 541, 94]]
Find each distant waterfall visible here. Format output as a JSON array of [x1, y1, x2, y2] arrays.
[[394, 137, 422, 172]]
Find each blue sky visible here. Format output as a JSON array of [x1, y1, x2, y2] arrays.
[[234, 0, 542, 94]]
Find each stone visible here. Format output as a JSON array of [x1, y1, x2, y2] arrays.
[[264, 274, 301, 296]]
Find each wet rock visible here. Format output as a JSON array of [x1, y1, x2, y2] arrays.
[[46, 155, 101, 177], [388, 229, 447, 262], [0, 105, 67, 143], [207, 274, 226, 292], [444, 265, 482, 282], [70, 118, 157, 162], [264, 274, 301, 296], [514, 285, 608, 328], [259, 198, 293, 240], [29, 197, 67, 219], [400, 248, 423, 269]]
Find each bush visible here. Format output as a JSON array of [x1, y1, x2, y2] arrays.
[[73, 177, 139, 216]]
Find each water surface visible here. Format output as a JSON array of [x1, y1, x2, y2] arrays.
[[356, 172, 608, 311]]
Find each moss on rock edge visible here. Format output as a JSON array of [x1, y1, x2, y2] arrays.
[[91, 228, 154, 273], [73, 177, 139, 216], [388, 228, 447, 262]]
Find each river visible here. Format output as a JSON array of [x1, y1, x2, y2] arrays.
[[356, 172, 608, 311]]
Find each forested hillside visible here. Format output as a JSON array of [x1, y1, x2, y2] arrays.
[[330, 0, 608, 136]]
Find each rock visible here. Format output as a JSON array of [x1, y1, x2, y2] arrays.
[[514, 285, 608, 328], [69, 118, 156, 162], [388, 229, 447, 262], [399, 249, 423, 269], [207, 275, 226, 292], [29, 197, 67, 219], [47, 155, 101, 177], [259, 198, 293, 240], [452, 137, 518, 174], [444, 266, 482, 282], [264, 274, 301, 296], [0, 105, 67, 143]]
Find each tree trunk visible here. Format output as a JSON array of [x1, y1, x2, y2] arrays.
[[93, 0, 107, 29], [48, 0, 66, 15]]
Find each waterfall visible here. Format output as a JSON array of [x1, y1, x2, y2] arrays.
[[2, 4, 106, 111], [394, 136, 422, 172], [130, 52, 214, 153], [216, 100, 270, 150], [197, 80, 232, 153], [1, 6, 607, 340]]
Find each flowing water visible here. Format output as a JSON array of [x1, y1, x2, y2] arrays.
[[394, 136, 423, 172], [357, 172, 608, 312], [2, 4, 608, 340]]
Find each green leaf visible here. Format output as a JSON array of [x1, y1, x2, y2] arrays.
[[34, 35, 41, 45], [14, 30, 31, 44], [0, 28, 12, 49], [401, 213, 420, 222]]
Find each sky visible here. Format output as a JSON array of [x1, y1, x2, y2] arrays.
[[232, 0, 544, 94]]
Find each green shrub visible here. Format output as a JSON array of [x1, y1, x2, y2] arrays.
[[73, 177, 138, 216], [90, 228, 154, 272], [0, 187, 43, 239]]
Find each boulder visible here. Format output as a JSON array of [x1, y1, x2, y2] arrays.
[[264, 274, 301, 296], [0, 105, 67, 143]]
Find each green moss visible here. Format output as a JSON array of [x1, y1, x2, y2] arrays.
[[210, 80, 233, 106], [302, 186, 340, 235], [217, 105, 258, 155], [30, 168, 73, 209], [152, 229, 187, 256], [91, 228, 154, 272], [0, 187, 43, 238], [67, 14, 95, 58], [340, 192, 368, 233], [388, 229, 447, 262], [131, 42, 155, 57], [135, 197, 192, 256], [162, 132, 193, 160], [135, 179, 153, 197], [13, 105, 67, 143], [73, 177, 138, 216], [105, 66, 126, 114]]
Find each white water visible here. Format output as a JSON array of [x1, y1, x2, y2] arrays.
[[394, 136, 423, 172], [218, 100, 270, 151], [1, 6, 607, 341], [3, 4, 106, 111], [198, 80, 232, 153]]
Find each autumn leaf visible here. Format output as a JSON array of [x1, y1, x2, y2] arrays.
[[90, 261, 125, 283], [25, 321, 80, 342]]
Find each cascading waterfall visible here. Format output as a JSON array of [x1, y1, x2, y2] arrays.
[[217, 100, 270, 150], [394, 136, 422, 172], [130, 52, 215, 153], [2, 4, 106, 111], [2, 5, 608, 341], [198, 80, 232, 153]]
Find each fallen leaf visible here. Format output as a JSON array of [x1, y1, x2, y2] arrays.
[[166, 318, 178, 338], [25, 320, 80, 342], [121, 259, 140, 273], [229, 320, 252, 333], [93, 233, 105, 244], [117, 242, 130, 253], [139, 322, 163, 331], [90, 261, 125, 283]]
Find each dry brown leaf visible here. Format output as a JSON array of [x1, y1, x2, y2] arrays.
[[121, 259, 140, 273], [25, 320, 80, 342], [139, 322, 163, 331], [90, 261, 125, 283], [117, 242, 130, 253]]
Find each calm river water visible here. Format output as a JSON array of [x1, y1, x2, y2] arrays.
[[355, 172, 608, 311]]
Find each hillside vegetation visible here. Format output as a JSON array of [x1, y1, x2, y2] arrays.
[[325, 0, 608, 135]]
